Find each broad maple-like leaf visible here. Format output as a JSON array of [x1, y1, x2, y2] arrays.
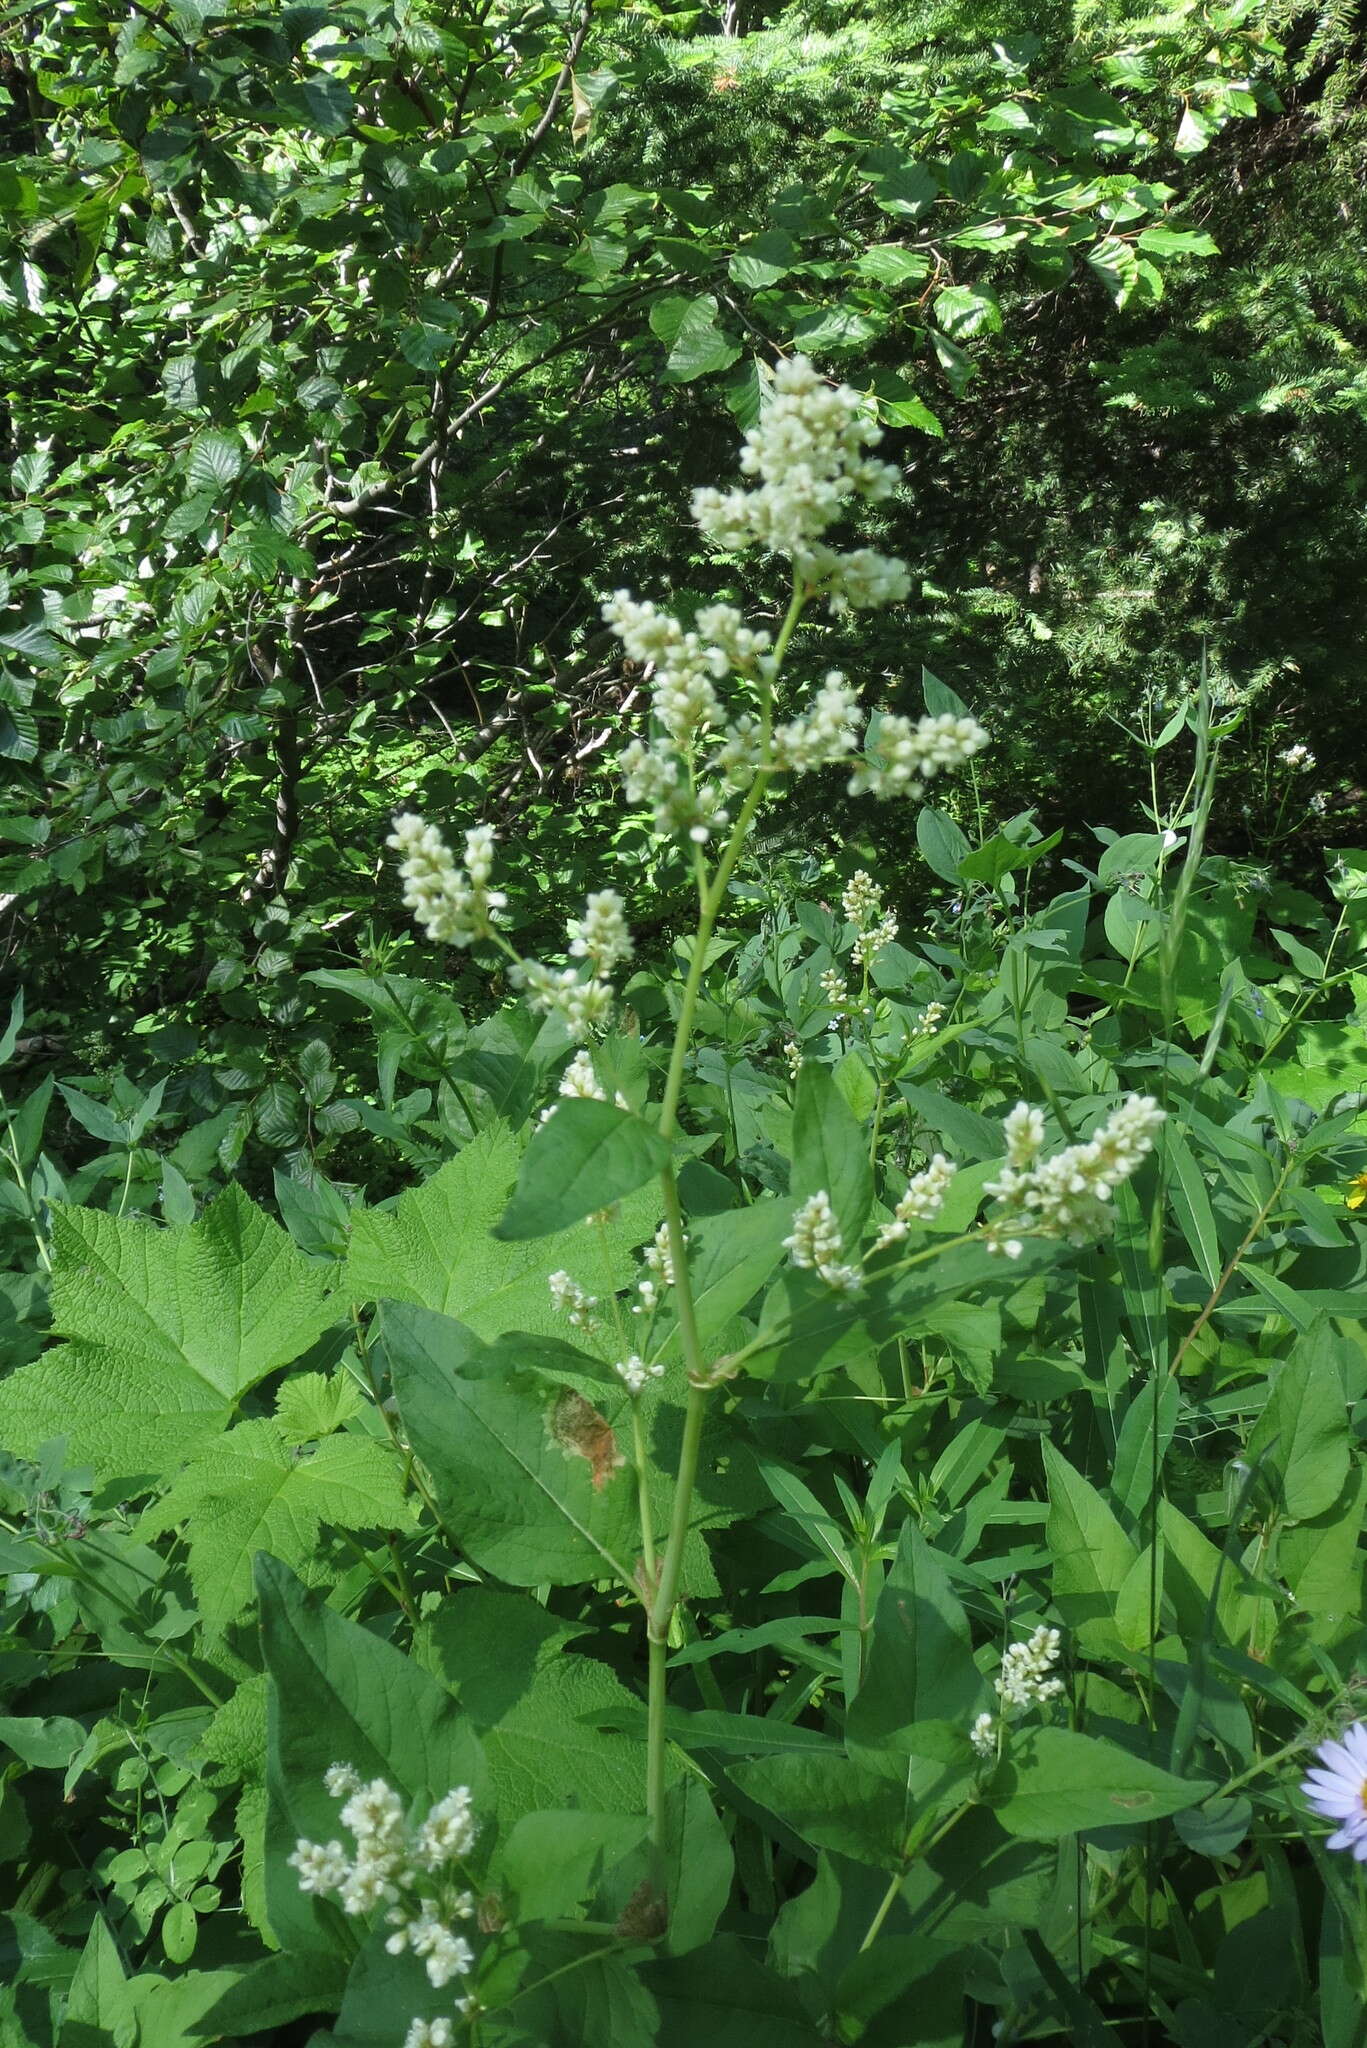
[[139, 1418, 409, 1637], [0, 1185, 335, 1481]]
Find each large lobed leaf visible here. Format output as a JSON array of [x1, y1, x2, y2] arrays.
[[346, 1122, 659, 1342], [139, 1419, 410, 1638], [0, 1185, 335, 1480]]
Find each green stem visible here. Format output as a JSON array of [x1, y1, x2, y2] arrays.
[[858, 1803, 972, 1954], [646, 1631, 669, 1851], [631, 1400, 657, 1586], [649, 1381, 708, 1647], [642, 572, 807, 1873]]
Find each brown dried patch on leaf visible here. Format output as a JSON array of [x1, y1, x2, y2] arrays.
[[550, 1389, 624, 1493], [614, 1877, 668, 1941]]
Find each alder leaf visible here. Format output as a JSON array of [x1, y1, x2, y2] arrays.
[[0, 1185, 336, 1480]]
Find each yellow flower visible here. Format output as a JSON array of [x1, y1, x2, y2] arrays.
[[1346, 1174, 1367, 1213]]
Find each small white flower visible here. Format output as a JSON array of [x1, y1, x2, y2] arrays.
[[690, 356, 898, 563], [809, 544, 911, 615], [914, 999, 946, 1037], [985, 1094, 1165, 1247], [996, 1624, 1064, 1709], [415, 1787, 478, 1868], [1280, 743, 1315, 770], [771, 671, 864, 775], [324, 1762, 362, 1799], [566, 890, 633, 976], [820, 966, 851, 1012], [404, 2019, 454, 2048], [388, 814, 507, 947], [1002, 1103, 1045, 1170], [643, 1221, 678, 1285], [848, 712, 988, 801], [784, 1191, 863, 1292], [558, 1050, 606, 1101], [784, 1190, 844, 1271], [288, 1837, 350, 1895], [409, 1908, 475, 1988], [970, 1711, 996, 1758], [615, 1354, 665, 1396], [511, 959, 615, 1042], [548, 1269, 599, 1333], [340, 1777, 405, 1847], [874, 1154, 957, 1248]]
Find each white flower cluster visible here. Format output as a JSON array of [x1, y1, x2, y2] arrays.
[[819, 966, 872, 1024], [512, 960, 613, 1042], [874, 1154, 957, 1249], [969, 1710, 996, 1759], [289, 1769, 480, 2036], [406, 2021, 459, 2048], [783, 1190, 862, 1294], [771, 671, 862, 774], [915, 999, 946, 1038], [801, 542, 912, 615], [618, 732, 734, 845], [511, 888, 633, 1043], [388, 817, 507, 948], [841, 869, 898, 967], [615, 1353, 665, 1397], [1280, 743, 1315, 770], [996, 1624, 1065, 1708], [984, 1094, 1165, 1249], [848, 712, 988, 801], [540, 1051, 630, 1124], [602, 361, 985, 852], [690, 355, 902, 584], [548, 1269, 599, 1333], [634, 1220, 681, 1315], [567, 890, 634, 977]]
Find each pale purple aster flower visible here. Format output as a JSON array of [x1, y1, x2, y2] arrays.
[[1301, 1723, 1367, 1857]]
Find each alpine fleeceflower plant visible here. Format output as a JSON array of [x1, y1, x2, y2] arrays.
[[599, 355, 987, 854], [1301, 1723, 1367, 1858], [996, 1624, 1065, 1709], [985, 1095, 1166, 1248], [388, 818, 506, 948], [390, 359, 986, 1035], [289, 1770, 481, 2039], [874, 1154, 958, 1248], [783, 1190, 862, 1294], [842, 869, 899, 967]]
